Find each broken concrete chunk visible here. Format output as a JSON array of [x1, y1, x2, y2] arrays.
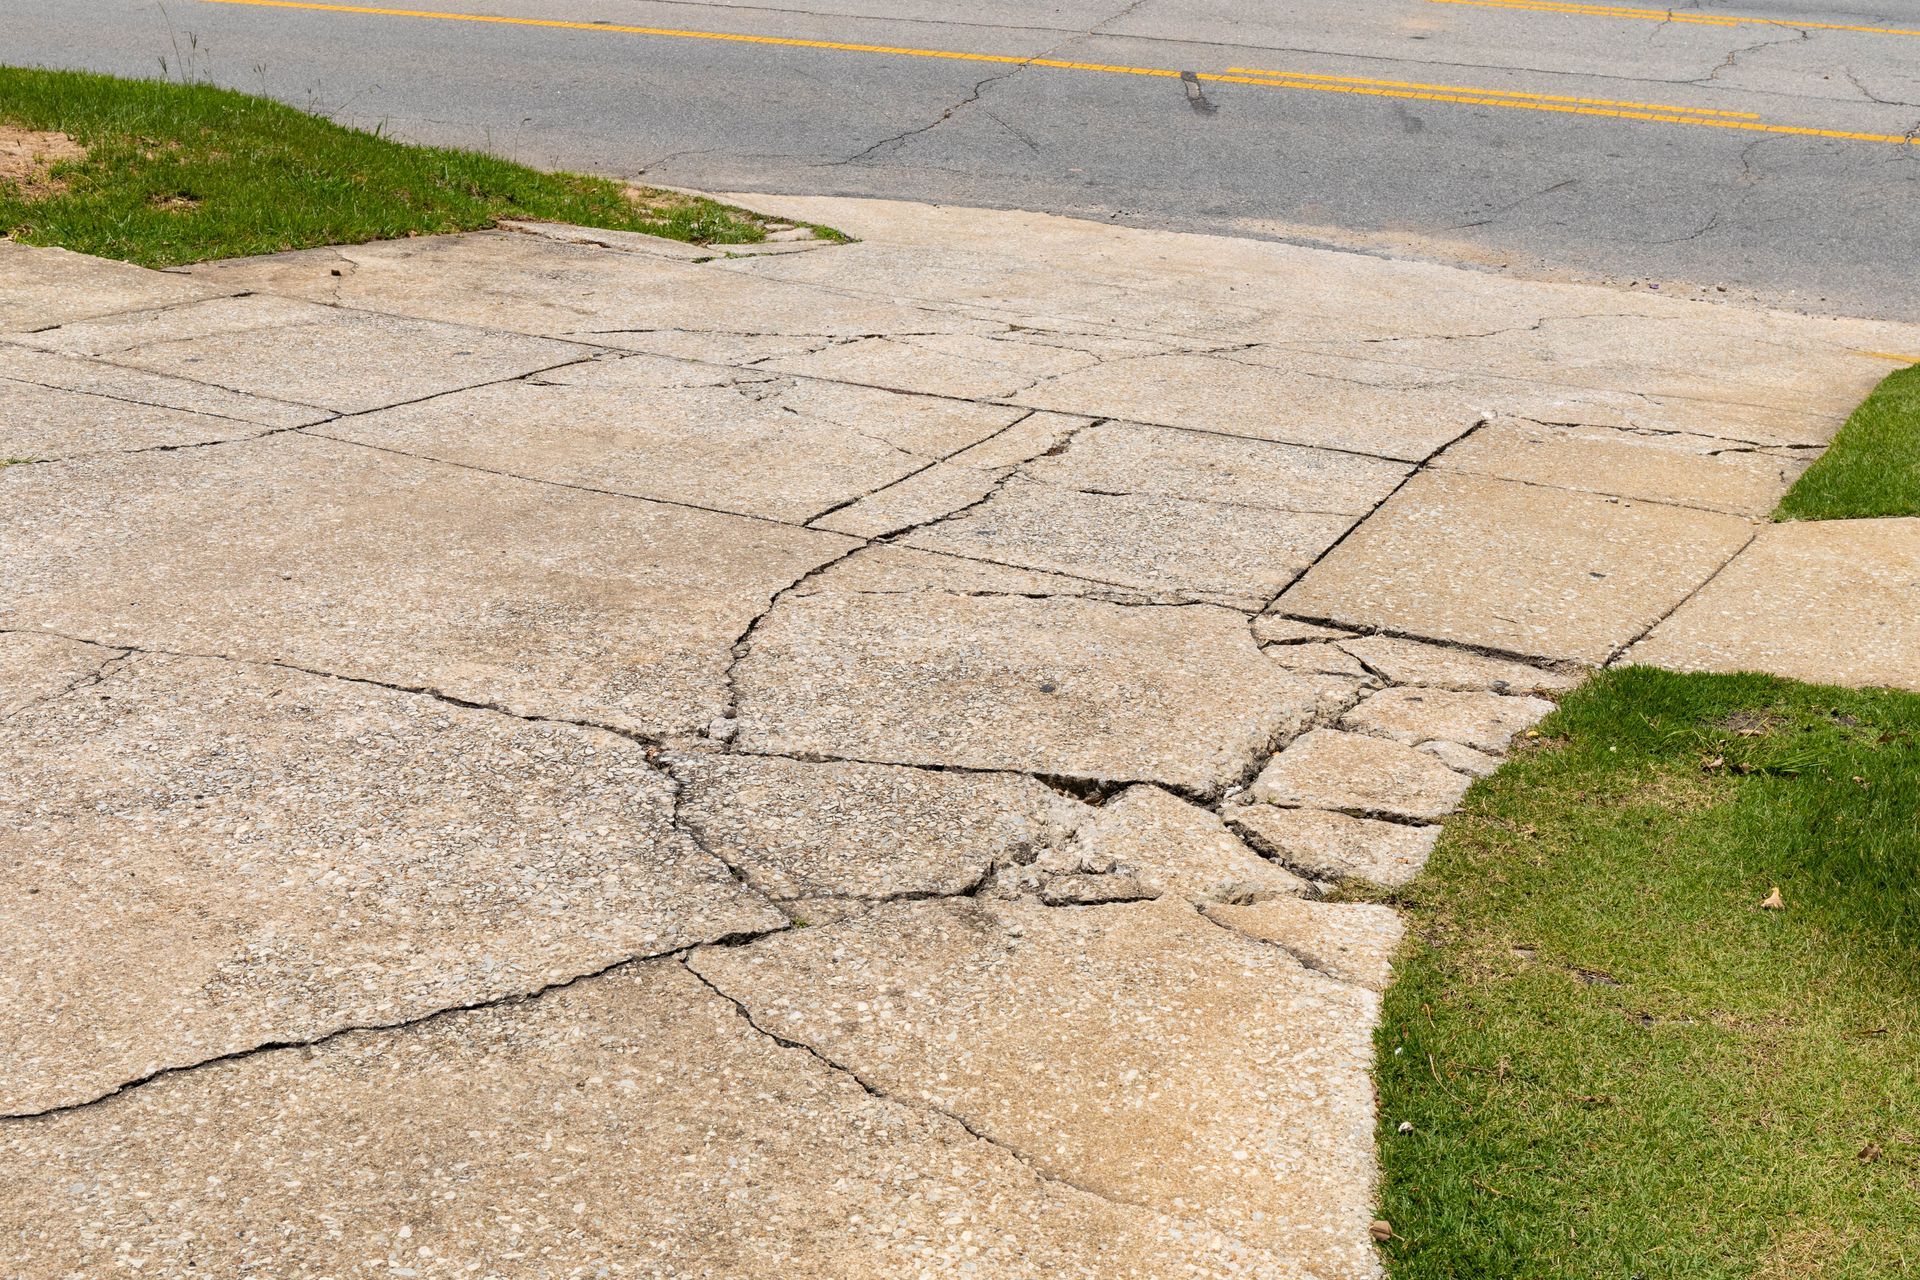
[[1, 653, 781, 1115], [1265, 640, 1374, 679], [1224, 804, 1440, 887], [1, 961, 1274, 1278], [690, 897, 1384, 1280], [1336, 634, 1579, 694], [1248, 728, 1472, 821], [670, 753, 1084, 901], [1068, 784, 1310, 903], [1420, 739, 1503, 777], [1341, 686, 1556, 753], [1205, 897, 1405, 991]]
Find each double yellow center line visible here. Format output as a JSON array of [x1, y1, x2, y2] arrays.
[[203, 0, 1920, 147], [1430, 0, 1920, 39], [1227, 68, 1761, 118]]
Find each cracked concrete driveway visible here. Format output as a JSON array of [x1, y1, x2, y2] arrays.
[[4, 197, 1918, 1279]]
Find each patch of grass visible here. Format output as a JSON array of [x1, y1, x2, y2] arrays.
[[1776, 363, 1920, 521], [0, 67, 837, 266], [1374, 666, 1920, 1279]]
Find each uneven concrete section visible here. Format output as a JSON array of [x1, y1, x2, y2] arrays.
[[690, 897, 1383, 1280], [0, 433, 855, 736], [7, 192, 1918, 1279], [0, 962, 1280, 1279], [1629, 519, 1920, 688], [1, 641, 780, 1115], [733, 583, 1318, 795], [13, 293, 589, 413], [1281, 471, 1755, 664]]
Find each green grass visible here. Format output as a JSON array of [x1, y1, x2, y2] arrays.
[[0, 66, 833, 267], [1775, 364, 1920, 521], [1374, 666, 1920, 1279]]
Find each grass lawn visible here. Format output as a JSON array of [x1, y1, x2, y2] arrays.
[[1373, 666, 1920, 1279], [0, 66, 828, 267], [1776, 363, 1920, 521]]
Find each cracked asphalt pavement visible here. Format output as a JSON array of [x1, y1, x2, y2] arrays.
[[5, 195, 1920, 1276], [8, 0, 1920, 318]]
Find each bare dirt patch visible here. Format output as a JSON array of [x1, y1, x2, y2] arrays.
[[0, 127, 86, 200]]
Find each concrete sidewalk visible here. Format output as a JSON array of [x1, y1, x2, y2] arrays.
[[3, 198, 1917, 1279]]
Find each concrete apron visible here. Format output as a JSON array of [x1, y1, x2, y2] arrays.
[[2, 198, 1916, 1279]]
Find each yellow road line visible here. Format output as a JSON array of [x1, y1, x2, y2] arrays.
[[1225, 73, 1918, 143], [201, 0, 1920, 147], [1225, 66, 1761, 118], [1861, 351, 1920, 364], [1429, 0, 1920, 39]]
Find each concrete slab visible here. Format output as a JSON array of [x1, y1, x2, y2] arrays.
[[1434, 418, 1811, 517], [799, 541, 1167, 602], [183, 230, 980, 347], [671, 753, 1084, 901], [0, 380, 274, 462], [1481, 383, 1843, 449], [320, 359, 1026, 523], [1313, 310, 1897, 420], [690, 897, 1383, 1280], [17, 293, 591, 413], [734, 581, 1319, 796], [0, 241, 229, 331], [0, 961, 1274, 1278], [901, 477, 1355, 607], [1340, 686, 1557, 753], [1281, 471, 1755, 664], [1205, 897, 1405, 992], [1025, 419, 1411, 513], [1016, 349, 1485, 461], [1, 343, 325, 446], [1224, 804, 1441, 887], [1248, 728, 1474, 822], [1, 645, 779, 1114], [0, 433, 857, 736], [765, 330, 1123, 401], [811, 410, 1087, 538], [1067, 784, 1312, 903], [1628, 519, 1920, 690]]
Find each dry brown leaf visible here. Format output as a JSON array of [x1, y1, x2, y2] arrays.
[[1759, 886, 1785, 911], [1369, 1219, 1394, 1242]]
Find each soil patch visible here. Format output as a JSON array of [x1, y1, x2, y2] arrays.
[[0, 127, 86, 200]]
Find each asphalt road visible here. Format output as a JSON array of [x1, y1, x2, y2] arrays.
[[9, 0, 1919, 318]]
